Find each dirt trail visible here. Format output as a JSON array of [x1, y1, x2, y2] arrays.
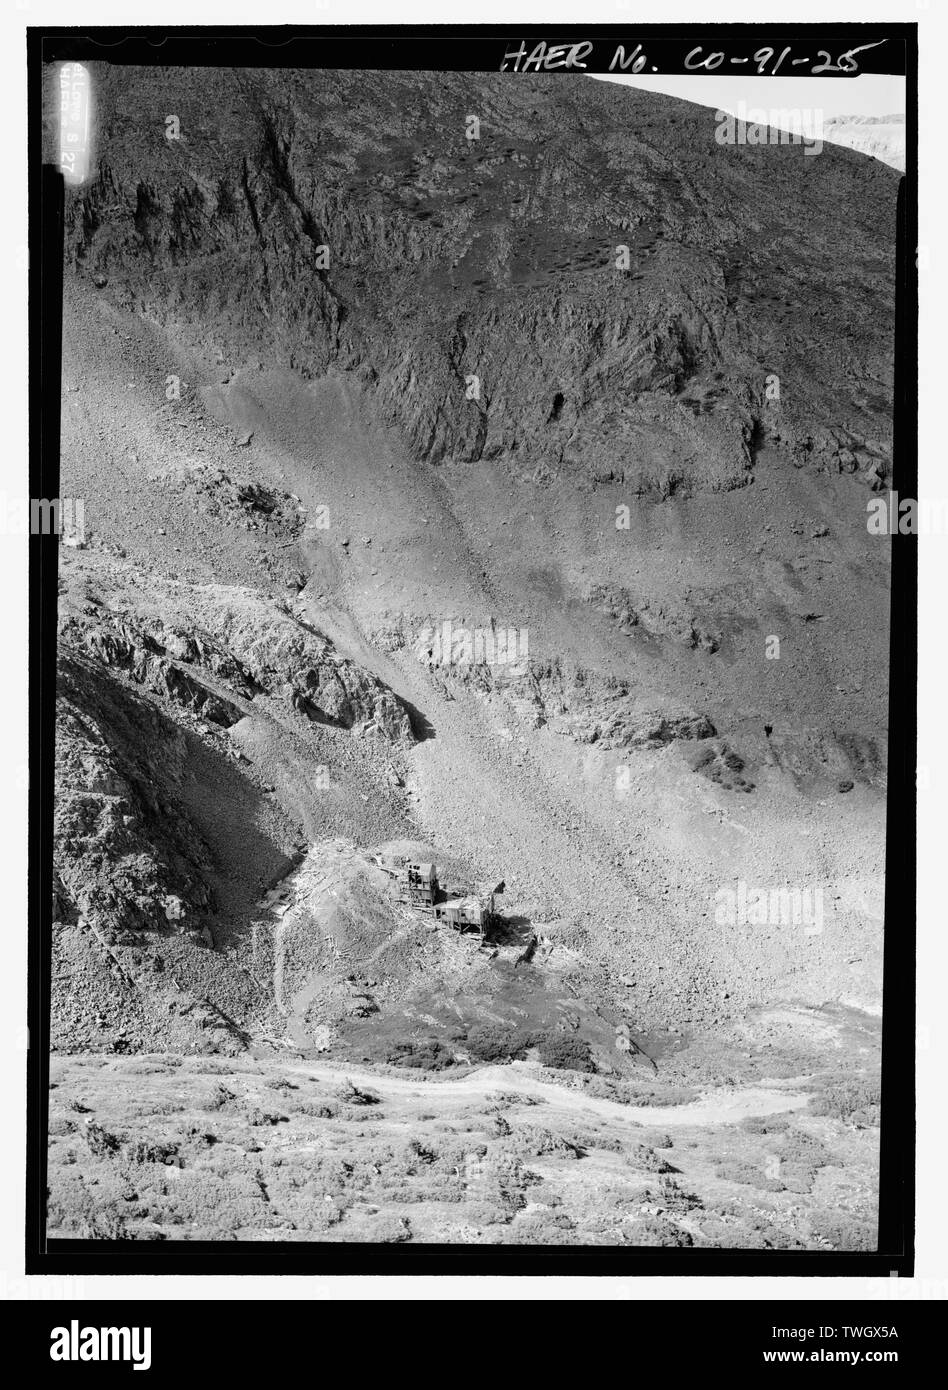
[[284, 1058, 812, 1127]]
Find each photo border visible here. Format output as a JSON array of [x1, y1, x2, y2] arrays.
[[26, 20, 917, 1278]]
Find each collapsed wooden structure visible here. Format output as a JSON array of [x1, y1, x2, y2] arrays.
[[375, 854, 504, 935]]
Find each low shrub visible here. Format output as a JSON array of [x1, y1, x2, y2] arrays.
[[464, 1025, 530, 1063], [697, 1221, 773, 1250], [778, 1129, 834, 1193], [625, 1143, 673, 1173], [300, 1101, 339, 1119], [625, 1215, 693, 1247], [534, 1034, 595, 1073], [506, 1211, 578, 1243], [83, 1121, 122, 1158], [502, 1125, 583, 1160], [386, 1040, 456, 1071], [123, 1139, 181, 1166], [335, 1080, 380, 1106], [813, 1212, 877, 1251], [810, 1076, 881, 1127], [645, 1176, 703, 1213]]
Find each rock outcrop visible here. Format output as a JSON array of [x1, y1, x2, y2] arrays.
[[63, 68, 897, 495], [55, 651, 218, 940], [60, 566, 416, 743]]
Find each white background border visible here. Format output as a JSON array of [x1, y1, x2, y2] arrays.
[[1, 0, 941, 1302]]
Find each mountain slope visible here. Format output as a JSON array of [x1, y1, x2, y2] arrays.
[[64, 68, 897, 492], [48, 67, 894, 1248]]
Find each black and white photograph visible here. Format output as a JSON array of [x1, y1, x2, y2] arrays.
[[18, 14, 924, 1293]]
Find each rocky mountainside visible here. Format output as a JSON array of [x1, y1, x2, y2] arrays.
[[65, 68, 896, 495], [49, 67, 894, 1247]]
